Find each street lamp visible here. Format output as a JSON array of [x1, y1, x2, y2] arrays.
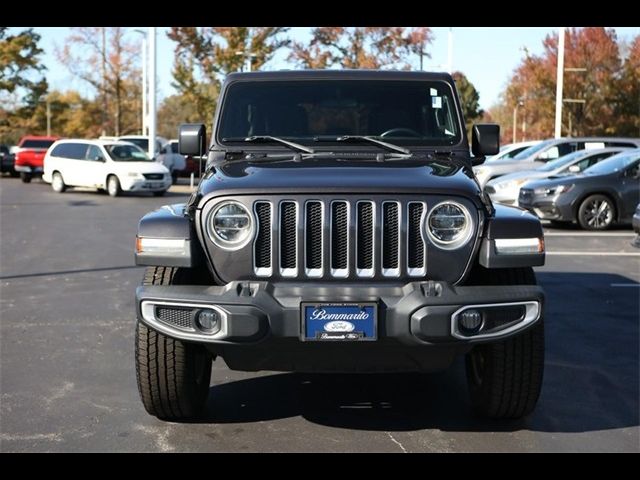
[[513, 100, 524, 143], [235, 50, 258, 72], [133, 29, 148, 136]]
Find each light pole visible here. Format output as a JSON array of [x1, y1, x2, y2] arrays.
[[554, 27, 565, 138], [148, 27, 157, 158], [447, 27, 453, 74], [133, 29, 148, 136], [513, 100, 524, 143]]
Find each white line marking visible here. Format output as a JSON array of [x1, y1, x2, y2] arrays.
[[610, 283, 640, 287], [386, 432, 408, 453], [544, 232, 635, 237], [547, 252, 640, 256]]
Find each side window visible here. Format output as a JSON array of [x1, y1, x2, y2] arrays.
[[85, 145, 105, 162], [51, 143, 88, 159], [538, 146, 560, 161], [606, 142, 636, 148]]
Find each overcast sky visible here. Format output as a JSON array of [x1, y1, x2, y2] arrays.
[[25, 27, 640, 111]]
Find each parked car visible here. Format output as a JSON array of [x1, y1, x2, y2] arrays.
[[155, 139, 186, 183], [473, 137, 640, 188], [0, 144, 18, 176], [43, 139, 171, 197], [13, 135, 60, 183], [485, 140, 540, 162], [518, 149, 640, 230], [117, 135, 169, 156], [485, 147, 628, 206], [133, 70, 547, 421]]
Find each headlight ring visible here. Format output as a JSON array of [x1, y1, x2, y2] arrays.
[[426, 201, 474, 250], [207, 201, 254, 250]]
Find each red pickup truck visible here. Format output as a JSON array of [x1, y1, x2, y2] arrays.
[[14, 135, 60, 183]]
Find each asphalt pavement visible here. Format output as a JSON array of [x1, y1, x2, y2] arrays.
[[1, 176, 638, 452]]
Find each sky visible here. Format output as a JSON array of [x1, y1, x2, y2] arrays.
[[21, 27, 640, 111]]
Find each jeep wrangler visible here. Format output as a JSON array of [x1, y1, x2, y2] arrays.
[[134, 70, 545, 420]]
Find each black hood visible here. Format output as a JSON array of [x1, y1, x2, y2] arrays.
[[196, 158, 481, 200]]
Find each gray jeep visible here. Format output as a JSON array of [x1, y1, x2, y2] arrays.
[[134, 70, 546, 420]]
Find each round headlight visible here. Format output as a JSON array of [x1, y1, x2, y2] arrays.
[[208, 201, 254, 249], [426, 201, 473, 249]]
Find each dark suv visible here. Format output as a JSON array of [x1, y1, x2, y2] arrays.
[[134, 71, 546, 421]]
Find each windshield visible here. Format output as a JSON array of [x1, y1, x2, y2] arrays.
[[21, 139, 55, 149], [105, 144, 152, 162], [536, 151, 586, 172], [584, 151, 640, 175], [218, 80, 462, 147], [513, 139, 556, 160], [120, 138, 149, 152]]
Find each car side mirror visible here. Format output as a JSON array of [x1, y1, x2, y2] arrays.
[[179, 123, 207, 156], [471, 124, 500, 165], [94, 156, 105, 162], [159, 148, 167, 154], [569, 165, 581, 173]]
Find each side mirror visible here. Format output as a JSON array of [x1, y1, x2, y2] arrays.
[[568, 165, 581, 173], [179, 123, 207, 156], [94, 156, 105, 162], [471, 124, 500, 165]]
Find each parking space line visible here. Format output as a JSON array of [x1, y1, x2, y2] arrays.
[[610, 283, 640, 287], [544, 232, 635, 237], [546, 252, 640, 256]]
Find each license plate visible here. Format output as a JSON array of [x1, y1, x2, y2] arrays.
[[301, 302, 377, 341]]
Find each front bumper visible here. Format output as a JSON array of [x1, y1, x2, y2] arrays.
[[518, 191, 575, 221], [485, 185, 519, 205], [121, 177, 171, 192], [137, 280, 544, 347]]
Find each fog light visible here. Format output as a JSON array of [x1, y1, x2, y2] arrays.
[[196, 309, 220, 333], [459, 309, 483, 333]]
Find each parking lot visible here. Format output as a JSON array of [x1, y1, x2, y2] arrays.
[[0, 176, 638, 452]]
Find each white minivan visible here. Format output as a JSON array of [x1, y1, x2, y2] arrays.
[[43, 139, 171, 197]]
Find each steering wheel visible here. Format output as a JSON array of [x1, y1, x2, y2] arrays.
[[380, 128, 422, 138]]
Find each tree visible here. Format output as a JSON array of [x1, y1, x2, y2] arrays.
[[0, 28, 48, 143], [288, 27, 432, 70], [501, 27, 629, 140], [615, 35, 640, 137], [157, 93, 201, 139], [56, 27, 141, 136], [452, 71, 483, 139], [168, 27, 290, 123]]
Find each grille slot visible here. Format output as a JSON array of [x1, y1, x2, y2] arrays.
[[305, 202, 323, 274], [143, 173, 164, 180], [331, 202, 349, 276], [280, 202, 298, 275], [382, 202, 400, 274], [155, 307, 194, 331], [253, 198, 428, 280], [408, 202, 425, 271], [255, 202, 271, 271], [356, 201, 374, 275]]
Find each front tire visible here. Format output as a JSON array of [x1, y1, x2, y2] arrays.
[[107, 175, 121, 197], [578, 194, 615, 230], [135, 266, 212, 420], [51, 172, 66, 193], [152, 190, 167, 197], [20, 172, 32, 183], [465, 267, 544, 419]]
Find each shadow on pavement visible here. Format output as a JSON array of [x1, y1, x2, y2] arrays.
[[191, 271, 638, 434]]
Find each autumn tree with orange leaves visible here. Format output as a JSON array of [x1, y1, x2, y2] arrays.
[[288, 27, 432, 69], [493, 27, 639, 143], [168, 27, 290, 124]]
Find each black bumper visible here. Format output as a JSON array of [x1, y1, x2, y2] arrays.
[[137, 281, 543, 345]]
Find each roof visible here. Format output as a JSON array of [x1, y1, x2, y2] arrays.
[[52, 138, 139, 147], [225, 69, 455, 83]]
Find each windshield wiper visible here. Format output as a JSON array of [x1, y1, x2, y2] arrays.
[[223, 136, 315, 154], [331, 135, 411, 155]]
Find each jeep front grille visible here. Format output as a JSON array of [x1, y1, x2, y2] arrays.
[[253, 199, 427, 279]]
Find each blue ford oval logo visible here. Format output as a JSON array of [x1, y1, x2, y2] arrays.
[[324, 320, 356, 332]]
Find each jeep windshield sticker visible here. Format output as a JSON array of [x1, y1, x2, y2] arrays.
[[430, 88, 438, 96], [432, 96, 442, 109]]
